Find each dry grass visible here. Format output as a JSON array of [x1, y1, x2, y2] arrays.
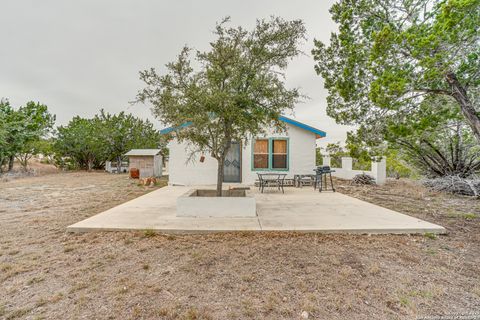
[[0, 173, 479, 319]]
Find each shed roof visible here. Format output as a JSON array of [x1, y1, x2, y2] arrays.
[[124, 149, 162, 156]]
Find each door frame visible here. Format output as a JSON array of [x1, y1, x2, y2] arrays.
[[223, 141, 242, 183]]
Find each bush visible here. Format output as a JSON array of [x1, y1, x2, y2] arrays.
[[423, 175, 480, 197], [352, 158, 371, 171], [386, 150, 416, 179]]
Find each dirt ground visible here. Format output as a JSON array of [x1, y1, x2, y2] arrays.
[[0, 161, 59, 182], [0, 172, 479, 320]]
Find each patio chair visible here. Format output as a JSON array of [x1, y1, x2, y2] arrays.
[[257, 173, 264, 191], [314, 166, 336, 192], [277, 174, 286, 193]]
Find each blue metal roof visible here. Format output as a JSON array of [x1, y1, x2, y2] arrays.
[[278, 116, 326, 138], [160, 117, 326, 138], [159, 121, 192, 135]]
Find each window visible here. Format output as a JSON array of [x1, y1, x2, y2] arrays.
[[272, 139, 287, 169], [252, 138, 288, 170], [253, 139, 269, 169]]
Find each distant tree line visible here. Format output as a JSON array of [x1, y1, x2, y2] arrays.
[[0, 99, 166, 173]]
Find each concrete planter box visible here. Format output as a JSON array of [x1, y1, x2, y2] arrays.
[[176, 189, 257, 217]]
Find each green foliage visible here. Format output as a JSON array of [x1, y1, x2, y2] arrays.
[[55, 116, 105, 170], [137, 17, 306, 195], [54, 112, 164, 171], [424, 232, 438, 240], [95, 110, 164, 171], [385, 149, 416, 179], [143, 229, 156, 238], [0, 99, 14, 170], [324, 142, 348, 168], [0, 99, 55, 172], [313, 0, 480, 149], [34, 139, 55, 164], [315, 148, 323, 166], [318, 142, 371, 170], [398, 120, 480, 178], [345, 96, 479, 177]]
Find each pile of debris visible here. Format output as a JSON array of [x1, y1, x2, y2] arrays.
[[423, 175, 480, 197], [138, 177, 158, 187], [351, 173, 376, 185]]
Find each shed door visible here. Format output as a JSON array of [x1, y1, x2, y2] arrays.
[[223, 142, 241, 182]]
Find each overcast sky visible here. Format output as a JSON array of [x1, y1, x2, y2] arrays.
[[0, 0, 354, 146]]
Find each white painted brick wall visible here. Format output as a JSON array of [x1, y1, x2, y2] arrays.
[[168, 123, 317, 186], [324, 156, 387, 185]]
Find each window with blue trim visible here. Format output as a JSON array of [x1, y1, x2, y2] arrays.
[[252, 138, 288, 170]]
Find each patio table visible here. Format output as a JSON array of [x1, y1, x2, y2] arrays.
[[257, 173, 287, 193]]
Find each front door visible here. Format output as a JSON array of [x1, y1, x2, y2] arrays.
[[223, 142, 241, 182]]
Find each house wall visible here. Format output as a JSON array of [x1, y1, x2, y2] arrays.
[[167, 123, 317, 186]]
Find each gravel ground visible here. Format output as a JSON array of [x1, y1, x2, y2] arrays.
[[0, 172, 479, 320]]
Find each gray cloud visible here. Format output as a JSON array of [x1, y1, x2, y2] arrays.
[[0, 0, 352, 146]]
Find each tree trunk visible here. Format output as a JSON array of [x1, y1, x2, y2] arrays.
[[8, 155, 14, 171], [216, 156, 225, 197], [445, 72, 480, 144], [17, 154, 28, 171], [117, 156, 122, 174], [87, 158, 93, 171]]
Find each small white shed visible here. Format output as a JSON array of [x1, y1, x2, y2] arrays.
[[125, 149, 163, 178]]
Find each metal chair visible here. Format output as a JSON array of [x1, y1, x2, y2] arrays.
[[257, 173, 264, 191]]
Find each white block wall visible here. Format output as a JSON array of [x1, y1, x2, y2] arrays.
[[167, 123, 317, 186], [323, 156, 386, 185]]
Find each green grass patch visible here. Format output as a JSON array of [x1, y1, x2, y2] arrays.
[[424, 232, 437, 240], [446, 210, 477, 219], [143, 229, 156, 238], [5, 307, 31, 320], [462, 213, 476, 219]]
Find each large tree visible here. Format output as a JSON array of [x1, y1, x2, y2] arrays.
[[15, 102, 56, 169], [96, 110, 165, 172], [312, 0, 480, 143], [0, 99, 14, 171], [0, 99, 55, 172], [55, 116, 106, 171], [136, 17, 306, 196]]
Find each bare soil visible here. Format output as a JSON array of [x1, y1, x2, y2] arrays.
[[0, 161, 59, 182], [0, 173, 479, 320]]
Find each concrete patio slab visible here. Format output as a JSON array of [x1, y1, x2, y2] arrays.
[[67, 186, 446, 234]]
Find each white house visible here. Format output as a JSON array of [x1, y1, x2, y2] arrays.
[[161, 116, 326, 186]]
